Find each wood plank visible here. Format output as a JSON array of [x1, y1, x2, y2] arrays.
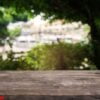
[[0, 71, 100, 100]]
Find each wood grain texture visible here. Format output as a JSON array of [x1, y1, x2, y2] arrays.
[[0, 71, 99, 97]]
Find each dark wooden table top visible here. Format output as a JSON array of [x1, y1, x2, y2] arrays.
[[0, 71, 100, 96]]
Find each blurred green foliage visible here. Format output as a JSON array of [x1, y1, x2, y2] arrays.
[[8, 27, 21, 39], [22, 42, 96, 70], [0, 42, 96, 70], [0, 51, 29, 70], [0, 7, 32, 45]]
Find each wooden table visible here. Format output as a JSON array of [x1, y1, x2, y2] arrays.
[[0, 71, 100, 100]]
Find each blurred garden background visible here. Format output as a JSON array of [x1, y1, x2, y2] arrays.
[[0, 0, 100, 70]]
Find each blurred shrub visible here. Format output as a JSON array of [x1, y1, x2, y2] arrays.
[[0, 51, 30, 70], [0, 42, 96, 70], [24, 42, 95, 70]]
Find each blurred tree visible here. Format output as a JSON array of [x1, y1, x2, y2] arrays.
[[0, 0, 100, 69], [0, 7, 32, 45]]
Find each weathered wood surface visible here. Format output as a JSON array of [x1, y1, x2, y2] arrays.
[[0, 71, 100, 100]]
